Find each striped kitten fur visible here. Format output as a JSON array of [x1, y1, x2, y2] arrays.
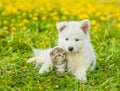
[[50, 47, 67, 75]]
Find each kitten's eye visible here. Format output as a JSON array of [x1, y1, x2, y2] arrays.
[[75, 39, 79, 41], [65, 38, 69, 41]]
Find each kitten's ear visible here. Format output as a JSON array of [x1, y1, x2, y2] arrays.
[[80, 19, 90, 33], [56, 21, 67, 32], [50, 51, 53, 57]]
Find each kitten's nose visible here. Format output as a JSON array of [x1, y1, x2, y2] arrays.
[[68, 47, 73, 51]]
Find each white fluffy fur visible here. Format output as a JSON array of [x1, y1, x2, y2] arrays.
[[27, 19, 96, 83]]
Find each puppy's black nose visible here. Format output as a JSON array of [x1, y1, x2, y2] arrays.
[[68, 47, 73, 51]]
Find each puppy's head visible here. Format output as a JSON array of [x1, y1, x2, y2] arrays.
[[56, 19, 90, 53]]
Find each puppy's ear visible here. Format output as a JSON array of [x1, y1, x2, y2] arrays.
[[80, 19, 90, 33], [56, 21, 67, 32]]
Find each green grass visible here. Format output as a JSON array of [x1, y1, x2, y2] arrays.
[[0, 20, 120, 90]]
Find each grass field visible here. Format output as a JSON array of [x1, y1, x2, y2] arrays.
[[0, 0, 120, 90]]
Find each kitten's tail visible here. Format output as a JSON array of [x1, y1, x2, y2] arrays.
[[90, 56, 96, 72], [26, 44, 37, 63], [27, 44, 40, 56], [26, 57, 36, 63]]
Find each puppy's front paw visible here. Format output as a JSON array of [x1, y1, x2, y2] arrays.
[[74, 72, 87, 83], [80, 77, 87, 83], [78, 76, 87, 83], [76, 75, 87, 83]]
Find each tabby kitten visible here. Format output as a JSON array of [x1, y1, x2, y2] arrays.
[[50, 47, 67, 75]]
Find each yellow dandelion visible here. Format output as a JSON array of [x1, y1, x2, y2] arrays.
[[18, 15, 22, 19], [0, 3, 3, 8], [3, 26, 8, 30], [79, 13, 89, 19], [29, 14, 32, 18], [23, 19, 29, 23], [111, 38, 116, 43], [0, 31, 2, 35], [22, 12, 26, 17], [22, 26, 27, 31], [11, 31, 16, 35], [96, 12, 101, 17], [11, 24, 14, 27], [93, 26, 97, 32], [23, 58, 28, 62], [22, 66, 28, 69], [50, 12, 57, 16], [26, 76, 30, 79], [91, 82, 96, 85], [61, 16, 66, 20], [34, 12, 38, 16], [64, 10, 70, 15], [11, 19, 15, 22], [41, 16, 46, 20], [118, 17, 120, 21], [11, 27, 16, 31], [117, 24, 120, 29], [40, 42, 46, 48], [46, 38, 50, 42], [100, 16, 106, 21], [2, 11, 6, 16], [46, 79, 51, 82], [91, 20, 97, 25], [32, 16, 38, 21], [19, 38, 22, 43], [18, 23, 24, 27], [2, 80, 6, 83], [36, 83, 42, 89], [12, 53, 17, 57], [36, 80, 40, 83], [105, 30, 109, 36], [53, 16, 59, 21], [40, 7, 44, 11], [3, 20, 8, 24]]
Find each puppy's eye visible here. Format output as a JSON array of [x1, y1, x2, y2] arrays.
[[75, 39, 79, 41], [65, 38, 69, 41]]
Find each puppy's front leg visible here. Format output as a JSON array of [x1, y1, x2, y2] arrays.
[[39, 60, 53, 74], [74, 67, 87, 83]]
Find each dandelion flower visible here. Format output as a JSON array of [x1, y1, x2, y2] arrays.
[[11, 27, 16, 31], [22, 26, 27, 31], [46, 79, 51, 82], [91, 20, 97, 25], [22, 66, 28, 69], [32, 16, 38, 21], [3, 26, 8, 30]]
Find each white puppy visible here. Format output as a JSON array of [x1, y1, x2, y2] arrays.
[[27, 19, 96, 82]]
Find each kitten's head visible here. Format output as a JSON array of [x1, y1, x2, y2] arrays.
[[50, 47, 66, 62]]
